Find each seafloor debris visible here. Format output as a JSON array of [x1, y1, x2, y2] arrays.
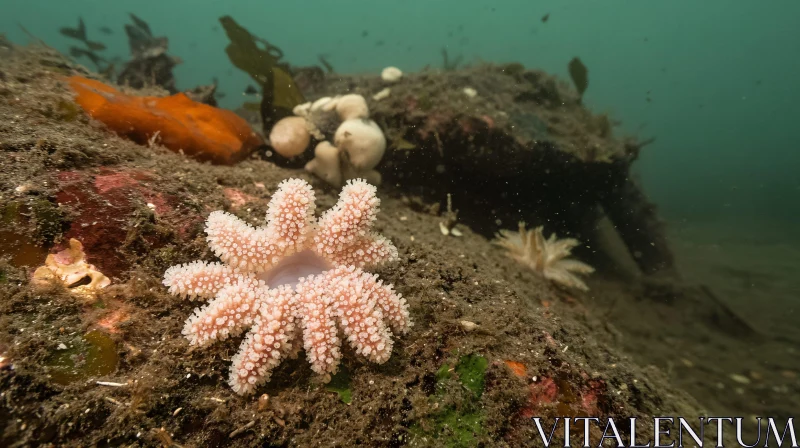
[[67, 76, 263, 164], [183, 82, 219, 107], [162, 178, 411, 394], [372, 87, 391, 101], [494, 222, 594, 291], [59, 17, 110, 72], [118, 13, 180, 93], [32, 238, 110, 295], [438, 193, 462, 237]]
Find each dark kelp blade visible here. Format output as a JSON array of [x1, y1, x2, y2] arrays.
[[68, 46, 87, 58], [242, 101, 261, 112], [59, 27, 82, 40], [218, 15, 304, 130], [60, 18, 86, 41], [69, 47, 104, 66], [129, 13, 152, 36], [568, 57, 588, 100], [272, 66, 305, 112], [318, 54, 335, 74], [218, 15, 275, 84], [86, 40, 106, 51]]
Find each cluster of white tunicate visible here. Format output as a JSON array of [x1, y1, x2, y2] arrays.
[[268, 92, 387, 187]]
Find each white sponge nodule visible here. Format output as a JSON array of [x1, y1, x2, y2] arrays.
[[334, 119, 386, 170]]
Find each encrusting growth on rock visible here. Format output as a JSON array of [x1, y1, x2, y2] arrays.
[[67, 76, 263, 164], [494, 222, 595, 291], [33, 238, 111, 297], [163, 178, 411, 394]]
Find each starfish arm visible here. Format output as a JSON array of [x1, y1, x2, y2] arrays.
[[296, 275, 342, 377], [264, 178, 317, 242], [205, 179, 316, 272], [182, 278, 266, 346], [321, 233, 398, 269], [370, 277, 412, 335], [228, 286, 298, 395], [163, 261, 246, 300], [328, 267, 396, 364], [314, 179, 382, 257]]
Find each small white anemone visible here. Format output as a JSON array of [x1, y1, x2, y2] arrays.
[[269, 116, 311, 158], [305, 141, 342, 187], [335, 94, 369, 121], [334, 119, 386, 170], [381, 66, 403, 83]]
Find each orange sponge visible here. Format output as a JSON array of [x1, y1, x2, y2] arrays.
[[67, 76, 263, 164]]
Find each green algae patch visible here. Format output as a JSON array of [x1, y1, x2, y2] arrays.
[[0, 203, 48, 268], [0, 199, 64, 267], [414, 408, 484, 448], [325, 367, 352, 404], [455, 353, 488, 397], [411, 354, 489, 447], [46, 330, 119, 385]]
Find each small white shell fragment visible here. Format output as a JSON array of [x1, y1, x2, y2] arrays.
[[460, 320, 478, 331], [96, 381, 127, 387], [463, 87, 477, 98], [730, 373, 751, 385], [381, 66, 403, 83], [372, 88, 391, 101]]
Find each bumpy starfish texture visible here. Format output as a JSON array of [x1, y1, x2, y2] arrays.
[[163, 178, 411, 394]]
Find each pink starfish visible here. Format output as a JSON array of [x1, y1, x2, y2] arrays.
[[163, 178, 411, 394]]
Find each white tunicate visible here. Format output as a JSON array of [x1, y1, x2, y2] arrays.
[[381, 66, 403, 83], [334, 119, 386, 170]]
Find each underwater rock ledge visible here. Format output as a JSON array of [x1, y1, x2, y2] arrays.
[[296, 64, 674, 276], [0, 42, 714, 447]]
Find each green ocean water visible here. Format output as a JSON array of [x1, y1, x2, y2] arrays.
[[4, 0, 798, 227]]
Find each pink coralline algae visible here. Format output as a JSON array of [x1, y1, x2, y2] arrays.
[[163, 178, 412, 394]]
